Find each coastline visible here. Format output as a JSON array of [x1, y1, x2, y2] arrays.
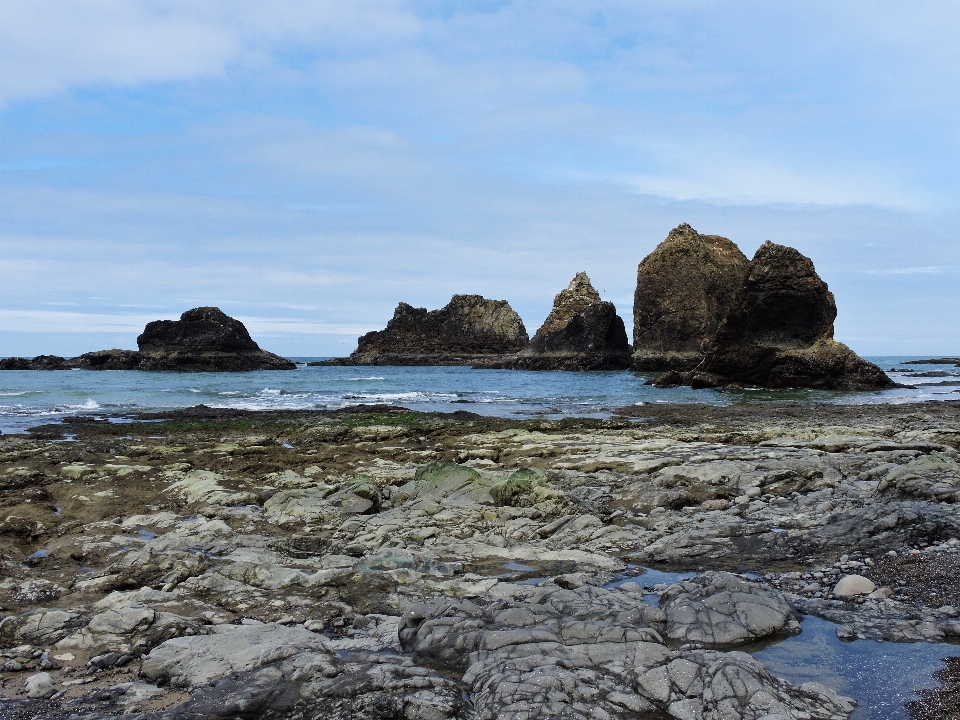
[[1, 400, 958, 717]]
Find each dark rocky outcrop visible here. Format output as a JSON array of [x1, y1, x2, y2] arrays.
[[318, 295, 528, 366], [68, 349, 143, 370], [480, 273, 632, 370], [0, 355, 70, 370], [136, 307, 295, 371], [2, 309, 294, 372], [654, 241, 894, 390], [633, 223, 749, 370]]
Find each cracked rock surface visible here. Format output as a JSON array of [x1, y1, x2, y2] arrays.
[[1, 401, 957, 718]]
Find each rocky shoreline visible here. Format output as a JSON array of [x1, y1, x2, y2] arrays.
[[0, 400, 957, 718]]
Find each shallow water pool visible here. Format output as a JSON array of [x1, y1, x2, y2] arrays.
[[750, 615, 959, 720]]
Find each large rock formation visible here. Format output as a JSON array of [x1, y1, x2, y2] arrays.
[[137, 307, 295, 371], [1, 309, 294, 372], [655, 241, 894, 390], [633, 223, 749, 370], [320, 294, 528, 366], [481, 272, 632, 370]]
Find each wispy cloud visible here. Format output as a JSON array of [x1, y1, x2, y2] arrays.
[[2, 1, 958, 355], [0, 309, 373, 338]]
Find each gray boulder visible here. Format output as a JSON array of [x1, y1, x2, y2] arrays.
[[659, 571, 799, 646]]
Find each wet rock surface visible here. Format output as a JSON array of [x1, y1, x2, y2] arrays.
[[1, 400, 958, 717], [321, 294, 529, 367], [481, 273, 631, 371], [632, 223, 749, 371], [907, 656, 960, 720]]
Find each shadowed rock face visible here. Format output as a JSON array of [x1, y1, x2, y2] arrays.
[[68, 349, 143, 371], [655, 242, 894, 390], [137, 307, 295, 371], [633, 223, 749, 371], [1, 310, 293, 372], [712, 241, 836, 350], [481, 273, 632, 370], [328, 294, 528, 366], [0, 355, 70, 371]]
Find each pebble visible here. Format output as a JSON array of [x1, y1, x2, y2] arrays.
[[833, 574, 877, 597], [25, 671, 56, 699]]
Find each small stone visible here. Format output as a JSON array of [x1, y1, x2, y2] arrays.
[[867, 587, 893, 600], [836, 625, 856, 641], [833, 574, 876, 597], [25, 671, 56, 699], [304, 619, 326, 633]]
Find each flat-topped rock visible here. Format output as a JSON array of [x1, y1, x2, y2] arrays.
[[633, 224, 749, 370], [0, 355, 70, 370], [320, 294, 528, 366], [655, 241, 894, 390], [481, 273, 631, 370], [137, 307, 295, 371], [68, 349, 142, 370]]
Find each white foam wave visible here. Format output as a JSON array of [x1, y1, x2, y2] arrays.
[[350, 376, 385, 381]]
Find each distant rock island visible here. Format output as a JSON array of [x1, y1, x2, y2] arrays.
[[2, 227, 904, 389], [314, 294, 529, 366], [480, 272, 632, 370], [652, 239, 894, 390], [0, 307, 295, 372]]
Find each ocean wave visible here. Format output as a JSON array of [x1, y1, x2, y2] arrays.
[[342, 391, 459, 402], [0, 398, 101, 417], [349, 376, 385, 381], [0, 390, 40, 397]]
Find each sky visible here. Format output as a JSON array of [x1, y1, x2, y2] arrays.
[[1, 0, 958, 358]]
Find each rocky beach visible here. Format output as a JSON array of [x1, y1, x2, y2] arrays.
[[1, 398, 958, 719]]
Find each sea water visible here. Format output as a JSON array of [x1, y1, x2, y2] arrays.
[[0, 356, 956, 434]]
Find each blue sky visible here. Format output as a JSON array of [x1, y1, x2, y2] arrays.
[[1, 0, 958, 357]]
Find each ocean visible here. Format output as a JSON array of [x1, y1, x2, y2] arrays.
[[0, 356, 957, 434]]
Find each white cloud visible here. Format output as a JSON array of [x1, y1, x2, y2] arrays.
[[0, 2, 236, 107], [0, 308, 373, 337]]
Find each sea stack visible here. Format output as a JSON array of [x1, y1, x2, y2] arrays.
[[137, 307, 296, 371], [322, 295, 528, 366], [633, 223, 749, 370], [482, 272, 632, 370], [656, 242, 894, 390]]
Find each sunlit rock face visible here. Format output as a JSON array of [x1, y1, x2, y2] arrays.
[[483, 272, 632, 370], [633, 223, 749, 371]]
